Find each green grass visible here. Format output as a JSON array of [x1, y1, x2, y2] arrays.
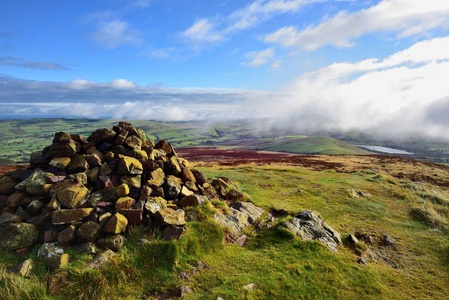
[[2, 162, 449, 298]]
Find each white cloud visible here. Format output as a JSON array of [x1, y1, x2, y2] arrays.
[[261, 36, 449, 138], [182, 19, 224, 47], [68, 78, 137, 89], [265, 0, 449, 50], [181, 0, 320, 49], [92, 20, 142, 48], [226, 0, 317, 32], [245, 48, 275, 67]]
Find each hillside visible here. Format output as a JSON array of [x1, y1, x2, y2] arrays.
[[248, 135, 372, 155], [1, 146, 449, 299], [0, 119, 370, 164]]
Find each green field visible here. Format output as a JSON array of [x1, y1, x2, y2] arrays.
[[1, 157, 449, 299], [1, 118, 449, 164]]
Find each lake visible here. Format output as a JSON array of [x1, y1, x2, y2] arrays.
[[356, 145, 414, 155]]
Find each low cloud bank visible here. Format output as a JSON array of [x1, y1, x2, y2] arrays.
[[2, 37, 449, 140]]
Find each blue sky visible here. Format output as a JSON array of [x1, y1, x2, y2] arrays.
[[1, 0, 449, 138]]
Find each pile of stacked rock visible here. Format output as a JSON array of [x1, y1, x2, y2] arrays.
[[0, 122, 253, 259]]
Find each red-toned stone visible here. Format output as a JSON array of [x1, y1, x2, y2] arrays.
[[119, 209, 143, 226], [7, 191, 27, 208]]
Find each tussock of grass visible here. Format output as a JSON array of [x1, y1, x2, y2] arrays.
[[0, 269, 47, 300], [412, 202, 447, 229]]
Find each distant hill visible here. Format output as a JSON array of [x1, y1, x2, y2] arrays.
[[248, 135, 372, 155]]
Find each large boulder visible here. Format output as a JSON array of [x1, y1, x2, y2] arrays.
[[15, 170, 52, 196], [0, 223, 39, 251], [281, 210, 342, 252], [51, 208, 94, 225], [154, 208, 186, 226], [117, 156, 143, 175], [231, 201, 264, 224], [56, 183, 89, 208]]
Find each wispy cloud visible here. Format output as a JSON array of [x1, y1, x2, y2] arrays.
[[264, 0, 449, 50], [181, 19, 224, 49], [180, 0, 320, 49], [0, 57, 69, 70], [83, 11, 142, 49], [245, 48, 275, 67]]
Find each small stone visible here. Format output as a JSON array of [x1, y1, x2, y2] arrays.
[[357, 258, 368, 265], [9, 258, 34, 277], [154, 208, 186, 227], [115, 196, 134, 211], [37, 243, 64, 260], [27, 200, 44, 216], [0, 223, 39, 251], [181, 168, 196, 183], [0, 212, 22, 225], [15, 170, 52, 196], [120, 175, 141, 189], [86, 250, 116, 270], [57, 225, 76, 245], [147, 168, 165, 187], [155, 139, 173, 156], [48, 253, 69, 271], [97, 235, 126, 251], [145, 197, 168, 215], [119, 209, 143, 226], [77, 221, 101, 242], [112, 184, 130, 199], [118, 156, 143, 175], [180, 186, 194, 198], [0, 176, 17, 195], [52, 208, 94, 225], [235, 235, 247, 247], [99, 212, 112, 227], [49, 157, 71, 170], [56, 183, 89, 208], [7, 191, 27, 208], [179, 285, 193, 297], [76, 242, 99, 255], [103, 213, 128, 234], [67, 155, 89, 173], [162, 225, 186, 241], [125, 135, 142, 150], [243, 283, 256, 291], [180, 195, 205, 207], [383, 235, 397, 246]]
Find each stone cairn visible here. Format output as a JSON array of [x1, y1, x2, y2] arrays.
[[0, 122, 258, 274]]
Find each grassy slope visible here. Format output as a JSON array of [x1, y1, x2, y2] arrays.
[[1, 157, 449, 299], [249, 135, 372, 155]]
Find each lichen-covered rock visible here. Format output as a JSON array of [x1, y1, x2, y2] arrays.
[[52, 208, 94, 225], [9, 258, 34, 277], [15, 170, 53, 196], [85, 250, 116, 270], [56, 183, 89, 208], [49, 157, 71, 170], [117, 156, 143, 175], [162, 225, 186, 241], [43, 139, 77, 159], [77, 221, 101, 242], [145, 197, 168, 215], [180, 195, 205, 207], [58, 225, 76, 245], [154, 208, 186, 226], [281, 210, 342, 252], [0, 223, 39, 251], [103, 213, 128, 234], [0, 175, 17, 195], [148, 168, 165, 187], [97, 235, 126, 251], [0, 212, 22, 225], [37, 243, 64, 260], [231, 201, 264, 224]]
